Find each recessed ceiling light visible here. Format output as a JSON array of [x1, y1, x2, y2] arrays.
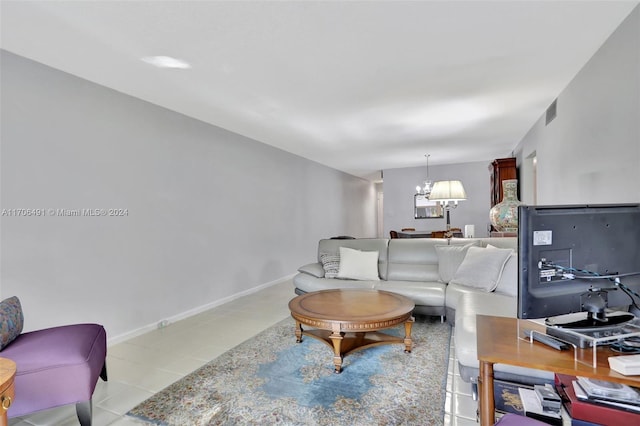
[[141, 56, 191, 69]]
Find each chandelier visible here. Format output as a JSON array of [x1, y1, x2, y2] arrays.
[[415, 154, 432, 197]]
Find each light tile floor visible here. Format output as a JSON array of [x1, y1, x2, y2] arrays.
[[9, 280, 478, 425]]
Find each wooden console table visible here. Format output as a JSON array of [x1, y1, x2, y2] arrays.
[[489, 231, 517, 238], [476, 315, 640, 426], [0, 358, 16, 426], [396, 230, 463, 238]]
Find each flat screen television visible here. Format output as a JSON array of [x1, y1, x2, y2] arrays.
[[518, 204, 640, 328]]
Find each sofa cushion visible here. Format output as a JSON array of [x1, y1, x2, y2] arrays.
[[445, 282, 486, 312], [487, 243, 513, 251], [337, 247, 380, 281], [0, 296, 24, 351], [376, 281, 446, 307], [472, 237, 518, 250], [450, 247, 512, 292], [435, 243, 476, 283], [387, 238, 471, 282], [320, 253, 340, 278], [298, 262, 325, 278], [293, 273, 376, 293]]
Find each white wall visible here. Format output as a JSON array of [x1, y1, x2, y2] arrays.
[[0, 51, 376, 342], [383, 161, 496, 237], [385, 7, 640, 226], [514, 6, 640, 205]]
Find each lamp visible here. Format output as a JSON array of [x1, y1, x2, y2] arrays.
[[428, 180, 467, 239], [415, 154, 432, 196]]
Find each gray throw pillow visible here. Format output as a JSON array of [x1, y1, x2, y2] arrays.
[[494, 253, 518, 297], [435, 243, 475, 283], [320, 252, 340, 279], [450, 247, 512, 292]]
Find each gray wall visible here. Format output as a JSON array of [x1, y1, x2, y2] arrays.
[[0, 51, 377, 342], [514, 6, 640, 205], [383, 161, 496, 237]]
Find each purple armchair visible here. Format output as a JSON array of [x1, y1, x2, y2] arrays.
[[0, 297, 107, 425]]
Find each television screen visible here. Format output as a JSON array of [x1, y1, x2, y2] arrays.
[[518, 204, 640, 323]]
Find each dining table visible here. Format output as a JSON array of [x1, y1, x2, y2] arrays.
[[396, 230, 464, 238]]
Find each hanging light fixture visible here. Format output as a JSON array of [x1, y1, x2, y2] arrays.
[[429, 180, 467, 240], [415, 154, 433, 197]]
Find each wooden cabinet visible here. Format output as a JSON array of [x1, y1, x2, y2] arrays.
[[489, 158, 518, 233], [489, 157, 517, 207]]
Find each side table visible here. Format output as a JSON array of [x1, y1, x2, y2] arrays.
[[0, 358, 16, 426], [476, 315, 640, 426]]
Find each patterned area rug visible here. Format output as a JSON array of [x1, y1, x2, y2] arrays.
[[127, 315, 451, 426]]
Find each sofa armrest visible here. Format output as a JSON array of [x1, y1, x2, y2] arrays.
[[454, 291, 554, 385], [298, 262, 325, 278], [455, 291, 516, 368]]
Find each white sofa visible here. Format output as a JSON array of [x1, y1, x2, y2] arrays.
[[293, 237, 554, 390]]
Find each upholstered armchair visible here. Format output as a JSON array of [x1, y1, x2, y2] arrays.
[[0, 296, 107, 425]]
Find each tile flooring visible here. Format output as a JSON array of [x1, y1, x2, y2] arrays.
[[9, 280, 478, 425]]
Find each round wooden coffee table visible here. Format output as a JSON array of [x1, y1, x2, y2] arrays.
[[288, 289, 415, 373]]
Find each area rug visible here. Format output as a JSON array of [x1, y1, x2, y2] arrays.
[[127, 315, 451, 426]]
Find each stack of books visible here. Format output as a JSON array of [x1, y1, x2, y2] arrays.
[[609, 354, 640, 376], [555, 373, 640, 425], [574, 377, 640, 414], [518, 384, 563, 425]]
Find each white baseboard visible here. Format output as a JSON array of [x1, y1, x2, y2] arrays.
[[107, 273, 295, 346]]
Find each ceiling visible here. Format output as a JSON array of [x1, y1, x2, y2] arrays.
[[1, 1, 637, 180]]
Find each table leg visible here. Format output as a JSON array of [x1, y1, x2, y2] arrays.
[[479, 361, 495, 426], [404, 316, 414, 353], [294, 321, 303, 343], [329, 330, 344, 373]]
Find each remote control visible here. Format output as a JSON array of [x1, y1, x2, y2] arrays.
[[524, 329, 569, 351]]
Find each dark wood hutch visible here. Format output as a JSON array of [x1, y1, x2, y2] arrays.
[[489, 157, 518, 234]]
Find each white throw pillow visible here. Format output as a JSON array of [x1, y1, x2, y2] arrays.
[[450, 246, 512, 292], [337, 247, 380, 281], [435, 243, 475, 283]]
